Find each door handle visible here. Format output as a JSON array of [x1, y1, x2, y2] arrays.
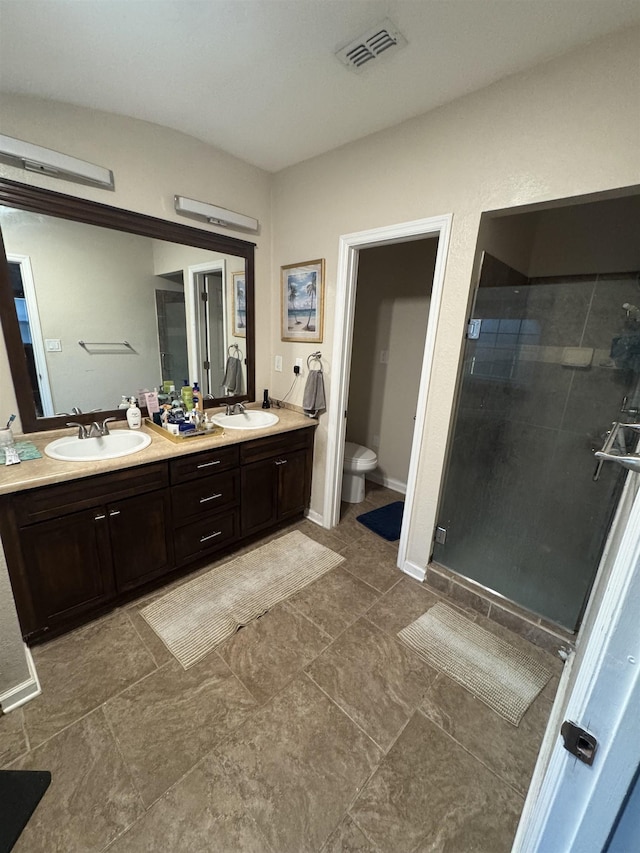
[[594, 422, 640, 477]]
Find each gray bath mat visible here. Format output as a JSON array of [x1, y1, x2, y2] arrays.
[[398, 603, 552, 725], [140, 530, 344, 669]]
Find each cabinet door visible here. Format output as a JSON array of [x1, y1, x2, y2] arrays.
[[109, 490, 173, 593], [277, 449, 311, 520], [20, 508, 115, 632], [240, 458, 278, 536]]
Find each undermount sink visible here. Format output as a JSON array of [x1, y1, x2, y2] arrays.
[[211, 410, 280, 430], [45, 430, 151, 462]]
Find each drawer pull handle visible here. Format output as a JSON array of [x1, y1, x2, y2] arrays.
[[274, 458, 288, 466], [94, 513, 106, 521], [109, 510, 121, 517], [197, 460, 222, 469], [200, 493, 223, 503], [200, 530, 222, 543]]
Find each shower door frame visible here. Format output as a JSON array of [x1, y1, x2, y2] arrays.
[[322, 213, 452, 578]]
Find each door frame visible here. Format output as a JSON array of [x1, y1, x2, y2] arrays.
[[322, 214, 452, 575], [7, 253, 54, 417], [514, 468, 640, 850], [186, 259, 227, 394]]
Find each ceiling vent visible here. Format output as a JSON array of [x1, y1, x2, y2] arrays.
[[336, 19, 407, 72]]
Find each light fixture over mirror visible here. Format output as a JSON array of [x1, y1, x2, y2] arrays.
[[0, 179, 255, 433], [174, 195, 259, 232], [0, 134, 115, 190]]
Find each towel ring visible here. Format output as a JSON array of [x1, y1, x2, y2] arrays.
[[228, 343, 243, 359], [307, 351, 323, 370]]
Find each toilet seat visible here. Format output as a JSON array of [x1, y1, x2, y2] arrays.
[[343, 441, 377, 471]]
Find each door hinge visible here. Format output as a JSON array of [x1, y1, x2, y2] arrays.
[[201, 291, 208, 302], [434, 525, 447, 545], [467, 319, 482, 339], [561, 721, 598, 766], [203, 360, 210, 370]]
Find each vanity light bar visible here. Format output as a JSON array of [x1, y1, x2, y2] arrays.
[[0, 134, 115, 190], [174, 195, 259, 232]]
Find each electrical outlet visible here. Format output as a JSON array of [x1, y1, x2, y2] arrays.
[[275, 355, 283, 372], [295, 357, 303, 371]]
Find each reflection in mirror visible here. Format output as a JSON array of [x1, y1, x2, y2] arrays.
[[0, 179, 255, 432]]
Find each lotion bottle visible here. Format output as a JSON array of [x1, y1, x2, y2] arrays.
[[126, 396, 142, 429]]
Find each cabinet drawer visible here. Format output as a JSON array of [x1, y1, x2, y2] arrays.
[[13, 462, 169, 526], [170, 446, 239, 485], [171, 470, 239, 523], [174, 509, 239, 564], [239, 428, 313, 465]]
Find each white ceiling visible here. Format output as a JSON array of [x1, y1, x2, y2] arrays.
[[0, 1, 638, 173]]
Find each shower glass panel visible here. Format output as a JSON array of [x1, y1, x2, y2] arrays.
[[433, 253, 640, 631]]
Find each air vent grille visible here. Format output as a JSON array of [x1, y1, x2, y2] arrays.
[[336, 19, 407, 72]]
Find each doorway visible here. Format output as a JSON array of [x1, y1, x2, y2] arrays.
[[324, 215, 452, 575]]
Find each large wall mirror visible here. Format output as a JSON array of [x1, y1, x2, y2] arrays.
[[0, 179, 255, 433]]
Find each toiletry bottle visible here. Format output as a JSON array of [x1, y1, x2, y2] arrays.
[[192, 381, 203, 412], [262, 389, 271, 409], [181, 379, 194, 411], [126, 396, 142, 429], [118, 395, 130, 409]]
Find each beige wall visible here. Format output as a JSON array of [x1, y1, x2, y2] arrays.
[[0, 91, 272, 433], [271, 25, 640, 568], [347, 239, 437, 489]]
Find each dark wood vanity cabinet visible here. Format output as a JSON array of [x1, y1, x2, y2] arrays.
[[240, 430, 314, 536], [1, 425, 315, 643], [1, 463, 172, 640]]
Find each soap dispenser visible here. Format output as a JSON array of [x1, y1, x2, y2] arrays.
[[126, 396, 142, 429]]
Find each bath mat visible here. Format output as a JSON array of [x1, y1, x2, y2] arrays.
[[356, 501, 404, 541], [0, 769, 51, 852], [140, 530, 344, 669], [398, 603, 552, 725]]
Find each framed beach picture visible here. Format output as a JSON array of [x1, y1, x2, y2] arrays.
[[281, 259, 325, 343], [231, 271, 246, 337]]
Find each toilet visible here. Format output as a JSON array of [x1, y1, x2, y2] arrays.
[[342, 441, 378, 503]]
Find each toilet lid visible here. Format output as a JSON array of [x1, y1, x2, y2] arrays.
[[344, 441, 377, 465]]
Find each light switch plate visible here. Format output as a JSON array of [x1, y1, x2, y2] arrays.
[[275, 355, 283, 372], [45, 339, 62, 352]]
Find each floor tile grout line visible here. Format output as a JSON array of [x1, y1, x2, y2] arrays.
[[302, 670, 388, 755], [346, 812, 385, 853], [415, 706, 528, 801], [100, 704, 148, 816], [124, 607, 165, 670], [16, 659, 174, 759]]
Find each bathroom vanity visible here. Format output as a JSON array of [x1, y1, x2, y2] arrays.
[[0, 412, 315, 644]]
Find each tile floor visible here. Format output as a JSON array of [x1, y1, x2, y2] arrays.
[[0, 484, 562, 853]]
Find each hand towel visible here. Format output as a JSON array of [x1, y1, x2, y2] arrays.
[[223, 356, 244, 394], [303, 370, 326, 417]]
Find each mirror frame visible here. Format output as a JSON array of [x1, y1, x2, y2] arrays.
[[0, 178, 255, 433]]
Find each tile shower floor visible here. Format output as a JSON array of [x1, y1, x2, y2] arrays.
[[0, 484, 561, 853]]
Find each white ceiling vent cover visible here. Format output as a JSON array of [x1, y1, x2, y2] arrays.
[[336, 19, 407, 72]]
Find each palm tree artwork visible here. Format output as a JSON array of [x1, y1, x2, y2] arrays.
[[304, 275, 316, 332], [288, 281, 301, 327]]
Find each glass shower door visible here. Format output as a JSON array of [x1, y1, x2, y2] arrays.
[[433, 253, 640, 631]]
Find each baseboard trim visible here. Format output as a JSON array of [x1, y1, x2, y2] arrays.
[[366, 471, 407, 495], [0, 645, 41, 713], [401, 559, 426, 582], [305, 508, 325, 528]]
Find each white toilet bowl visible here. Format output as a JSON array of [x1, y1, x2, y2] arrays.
[[342, 441, 378, 503]]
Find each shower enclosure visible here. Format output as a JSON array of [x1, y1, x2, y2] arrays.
[[433, 253, 640, 631]]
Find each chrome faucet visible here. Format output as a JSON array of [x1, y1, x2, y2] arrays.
[[226, 402, 246, 415], [68, 417, 116, 439]]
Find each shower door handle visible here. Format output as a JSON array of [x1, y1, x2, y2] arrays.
[[593, 422, 640, 478]]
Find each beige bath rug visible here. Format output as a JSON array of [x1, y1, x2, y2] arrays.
[[398, 603, 552, 725], [140, 530, 344, 669]]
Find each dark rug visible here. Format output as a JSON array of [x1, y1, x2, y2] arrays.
[[0, 770, 51, 853], [356, 501, 404, 541]]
